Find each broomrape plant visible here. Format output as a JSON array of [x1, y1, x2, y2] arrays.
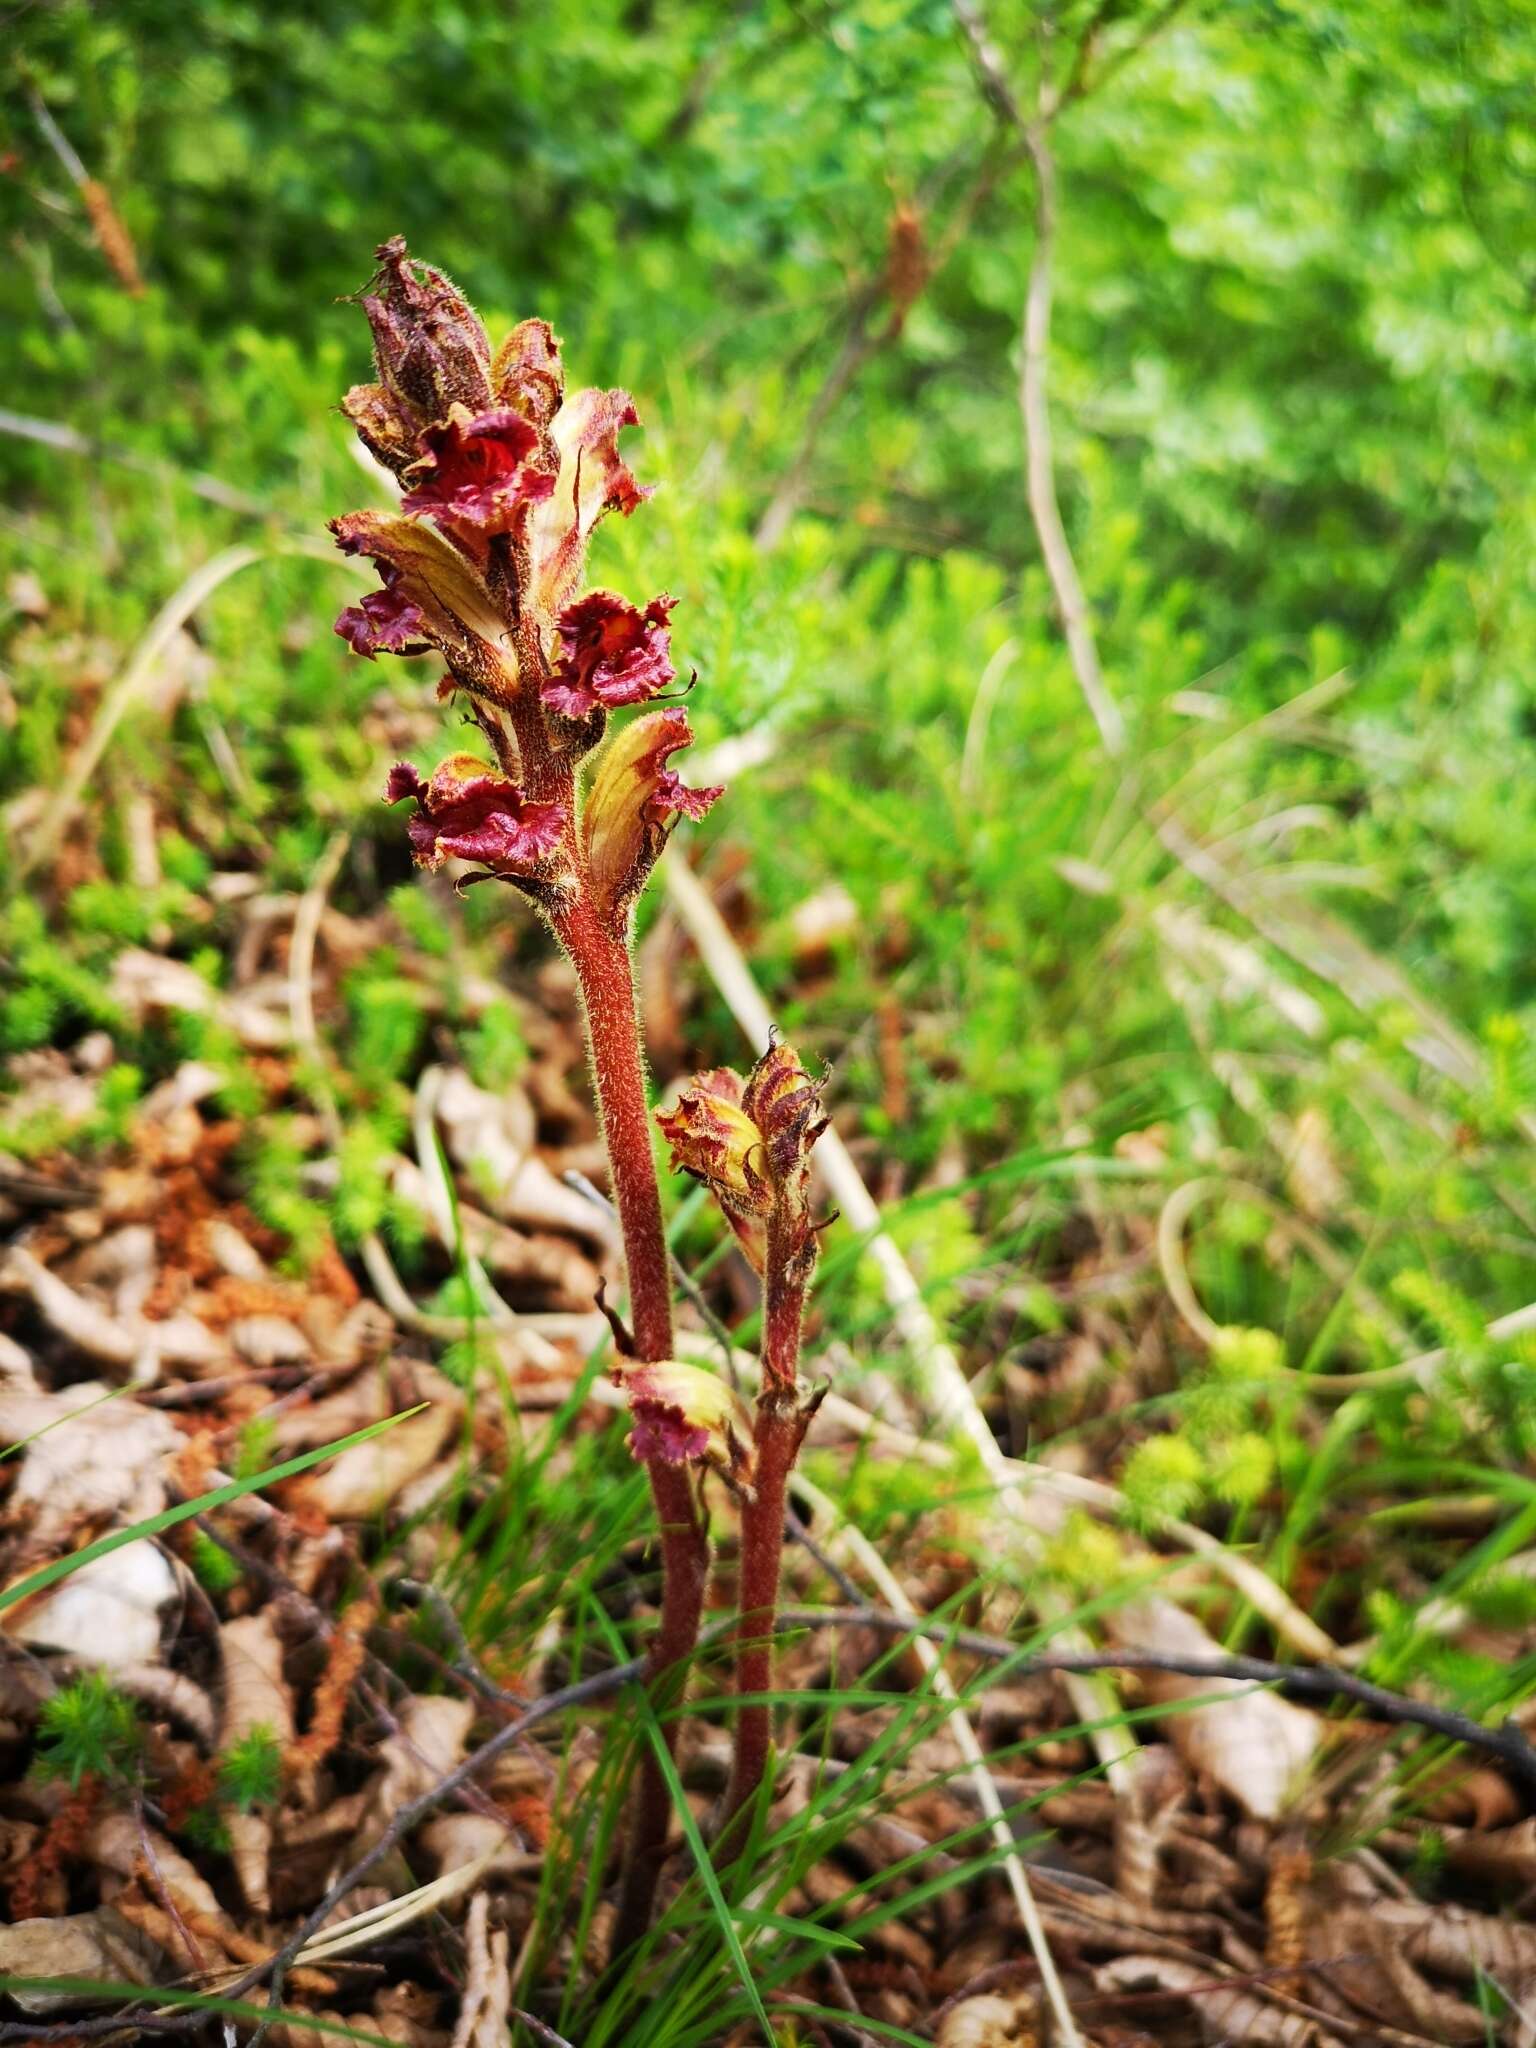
[[331, 240, 828, 1949]]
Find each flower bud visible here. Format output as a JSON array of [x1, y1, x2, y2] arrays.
[[492, 317, 565, 427], [657, 1041, 827, 1275], [613, 1358, 752, 1476], [357, 237, 493, 432], [385, 756, 566, 874], [581, 707, 721, 927]]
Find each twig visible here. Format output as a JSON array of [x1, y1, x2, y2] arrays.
[[1018, 110, 1127, 757]]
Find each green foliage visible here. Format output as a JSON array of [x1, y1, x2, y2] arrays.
[[32, 1673, 144, 1789], [218, 1726, 283, 1811], [463, 998, 528, 1094], [1119, 1434, 1205, 1526], [188, 1528, 243, 1594]]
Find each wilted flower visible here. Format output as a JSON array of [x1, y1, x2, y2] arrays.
[[613, 1358, 752, 1477], [544, 590, 677, 718], [581, 707, 722, 926], [657, 1040, 827, 1277], [525, 387, 651, 618], [335, 565, 426, 658], [385, 756, 566, 874], [343, 237, 493, 467], [331, 510, 520, 704], [492, 316, 564, 427]]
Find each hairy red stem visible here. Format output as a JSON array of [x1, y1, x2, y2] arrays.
[[558, 896, 709, 1956], [723, 1213, 811, 1829]]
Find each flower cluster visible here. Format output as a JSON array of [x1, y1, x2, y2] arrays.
[[333, 238, 718, 925], [657, 1040, 828, 1282]]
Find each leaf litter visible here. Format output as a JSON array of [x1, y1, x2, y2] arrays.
[[0, 875, 1533, 2046]]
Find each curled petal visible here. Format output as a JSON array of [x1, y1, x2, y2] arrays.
[[357, 236, 493, 433], [385, 753, 566, 874], [492, 317, 565, 427], [544, 590, 677, 718], [527, 386, 651, 617], [335, 572, 428, 658], [582, 707, 722, 926], [657, 1069, 766, 1209], [614, 1359, 752, 1474], [401, 405, 554, 535], [331, 510, 519, 704]]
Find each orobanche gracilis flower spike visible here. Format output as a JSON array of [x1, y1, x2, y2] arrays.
[[331, 237, 717, 925], [334, 237, 733, 1952]]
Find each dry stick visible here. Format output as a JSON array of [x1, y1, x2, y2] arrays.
[[790, 1472, 1089, 2048], [22, 545, 264, 881]]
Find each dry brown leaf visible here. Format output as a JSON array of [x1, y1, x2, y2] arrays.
[[1114, 1743, 1186, 1907], [1443, 1816, 1536, 1885], [1110, 1601, 1319, 1818], [287, 1395, 460, 1519], [218, 1610, 294, 1913], [1094, 1956, 1343, 2048], [937, 1990, 1038, 2048], [435, 1069, 610, 1245], [355, 1694, 477, 1857], [11, 1541, 178, 1666], [88, 1810, 223, 1918], [0, 1910, 162, 2010], [0, 1382, 178, 1554]]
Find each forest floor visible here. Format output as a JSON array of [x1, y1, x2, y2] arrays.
[[3, 846, 1536, 2048]]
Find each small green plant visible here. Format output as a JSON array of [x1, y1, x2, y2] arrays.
[[32, 1673, 144, 1789], [218, 1726, 283, 1810]]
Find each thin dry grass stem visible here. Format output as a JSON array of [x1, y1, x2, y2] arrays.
[[23, 545, 266, 881], [662, 852, 1334, 1664], [1158, 1175, 1536, 1398], [788, 1472, 1089, 2048]]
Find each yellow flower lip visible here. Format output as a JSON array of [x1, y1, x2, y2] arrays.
[[613, 1359, 752, 1474]]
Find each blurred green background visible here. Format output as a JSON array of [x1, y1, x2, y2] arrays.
[[4, 0, 1535, 1501]]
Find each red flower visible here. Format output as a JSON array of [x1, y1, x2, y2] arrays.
[[613, 1359, 752, 1474], [401, 405, 554, 534], [385, 756, 566, 873], [335, 570, 428, 659], [582, 707, 723, 925], [543, 590, 677, 718]]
